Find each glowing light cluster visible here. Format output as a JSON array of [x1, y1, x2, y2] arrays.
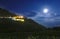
[[12, 16, 24, 18], [0, 16, 25, 22], [12, 16, 24, 22]]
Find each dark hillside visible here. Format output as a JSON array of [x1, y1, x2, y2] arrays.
[[0, 8, 46, 32]]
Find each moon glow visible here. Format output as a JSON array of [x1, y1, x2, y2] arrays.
[[43, 8, 48, 13]]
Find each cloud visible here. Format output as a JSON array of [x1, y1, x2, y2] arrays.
[[28, 11, 60, 27], [30, 11, 60, 22], [22, 11, 37, 17], [25, 11, 60, 27]]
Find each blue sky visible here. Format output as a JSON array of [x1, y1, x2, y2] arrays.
[[0, 0, 60, 28]]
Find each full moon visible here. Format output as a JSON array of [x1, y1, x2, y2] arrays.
[[43, 8, 48, 13]]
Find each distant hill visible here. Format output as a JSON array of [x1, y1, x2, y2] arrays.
[[0, 8, 46, 32]]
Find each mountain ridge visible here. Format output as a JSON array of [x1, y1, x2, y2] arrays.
[[0, 8, 46, 32]]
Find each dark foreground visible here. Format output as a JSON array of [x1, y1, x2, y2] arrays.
[[0, 31, 60, 39], [0, 18, 60, 39]]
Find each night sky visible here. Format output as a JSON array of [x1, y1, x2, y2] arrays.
[[0, 0, 60, 28]]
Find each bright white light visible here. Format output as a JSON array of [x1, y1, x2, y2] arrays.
[[20, 19, 24, 22], [43, 8, 48, 13]]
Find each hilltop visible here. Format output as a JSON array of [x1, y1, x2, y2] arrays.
[[0, 8, 46, 32]]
